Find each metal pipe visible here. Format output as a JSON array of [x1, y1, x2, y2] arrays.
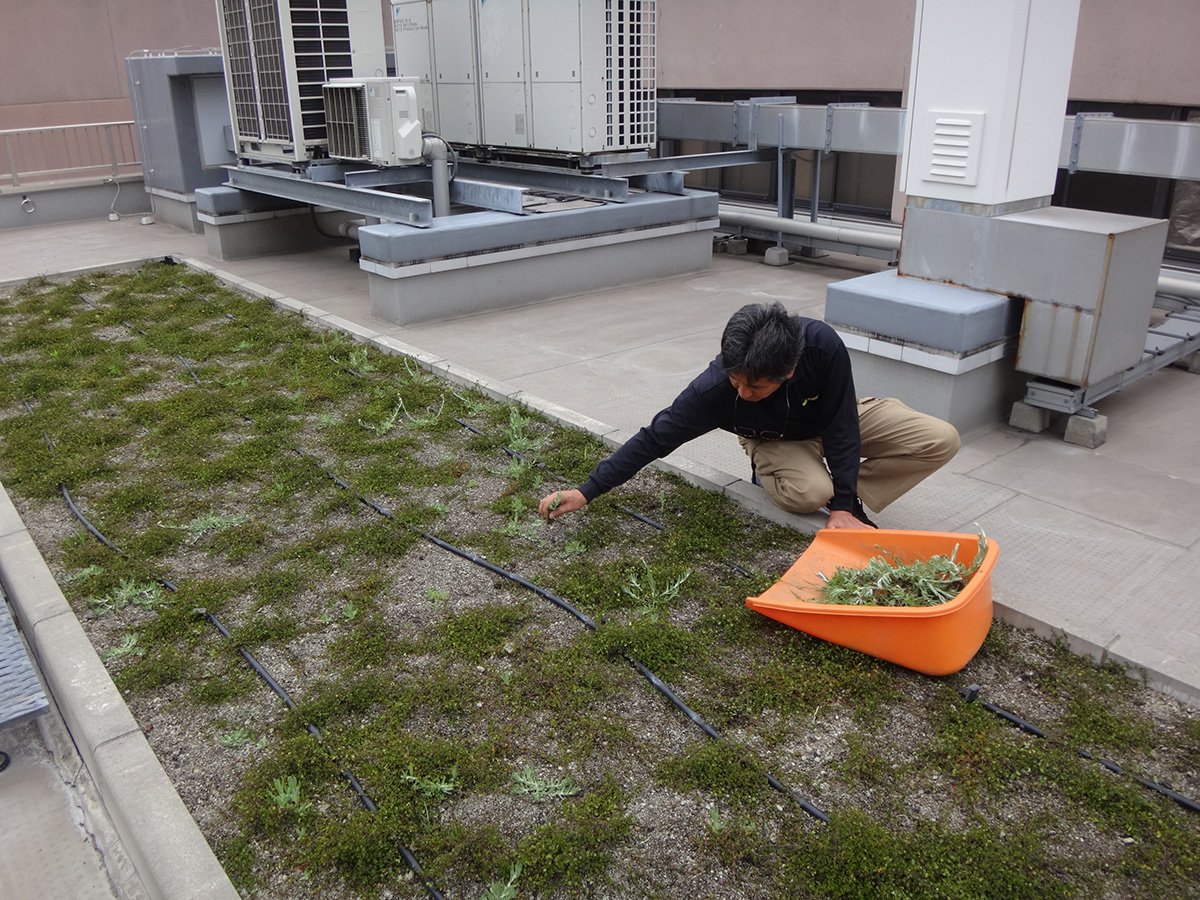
[[1158, 273, 1200, 302], [719, 204, 901, 252], [423, 137, 450, 218]]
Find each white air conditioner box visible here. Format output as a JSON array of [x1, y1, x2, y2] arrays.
[[324, 77, 424, 166], [391, 0, 656, 155]]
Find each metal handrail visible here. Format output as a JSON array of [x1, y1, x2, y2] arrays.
[[1, 121, 141, 188]]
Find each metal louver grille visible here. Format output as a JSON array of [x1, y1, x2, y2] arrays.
[[249, 0, 291, 141], [219, 0, 361, 155], [290, 0, 353, 142], [221, 0, 261, 139], [605, 0, 656, 151], [323, 84, 369, 160]]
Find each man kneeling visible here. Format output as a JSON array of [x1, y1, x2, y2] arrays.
[[539, 301, 959, 530]]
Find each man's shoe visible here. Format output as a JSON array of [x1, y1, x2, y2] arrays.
[[852, 498, 878, 528]]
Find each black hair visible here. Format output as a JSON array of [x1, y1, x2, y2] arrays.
[[720, 301, 805, 383]]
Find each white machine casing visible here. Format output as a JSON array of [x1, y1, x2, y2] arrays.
[[324, 77, 424, 166], [391, 0, 656, 155]]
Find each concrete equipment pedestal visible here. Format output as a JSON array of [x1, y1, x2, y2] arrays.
[[357, 189, 719, 326]]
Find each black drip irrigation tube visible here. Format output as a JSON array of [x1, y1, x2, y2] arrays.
[[451, 417, 751, 578], [305, 437, 830, 823], [61, 484, 122, 554], [53, 461, 448, 898], [958, 684, 1200, 817]]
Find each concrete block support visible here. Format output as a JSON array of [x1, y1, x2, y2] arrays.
[[1009, 400, 1051, 433], [366, 227, 713, 326], [763, 245, 791, 266], [1064, 412, 1108, 448], [145, 188, 204, 233], [1174, 349, 1200, 374]]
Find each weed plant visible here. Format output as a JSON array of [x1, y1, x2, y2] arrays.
[[0, 265, 1197, 900]]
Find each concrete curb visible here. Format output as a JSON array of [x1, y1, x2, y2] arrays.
[[0, 256, 164, 290], [0, 482, 241, 900]]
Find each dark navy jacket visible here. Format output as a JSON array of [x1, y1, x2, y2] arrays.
[[579, 319, 862, 512]]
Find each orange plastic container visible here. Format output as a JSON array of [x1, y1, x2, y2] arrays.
[[746, 529, 999, 676]]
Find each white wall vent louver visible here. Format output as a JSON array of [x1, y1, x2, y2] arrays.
[[216, 0, 386, 164], [923, 110, 985, 186]]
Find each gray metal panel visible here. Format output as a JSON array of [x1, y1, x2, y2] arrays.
[[195, 185, 304, 215], [900, 205, 1167, 311], [1061, 116, 1200, 180], [450, 178, 526, 213], [830, 106, 906, 155], [125, 52, 232, 194], [750, 105, 828, 149], [1016, 301, 1096, 385], [825, 270, 1021, 354], [358, 188, 718, 264], [660, 100, 1200, 179], [656, 100, 736, 143], [602, 149, 775, 176], [659, 100, 905, 154]]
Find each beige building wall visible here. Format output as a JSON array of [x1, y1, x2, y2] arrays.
[[0, 0, 219, 130], [657, 0, 1200, 109], [4, 0, 1198, 131], [1071, 0, 1200, 106], [656, 1, 916, 92]]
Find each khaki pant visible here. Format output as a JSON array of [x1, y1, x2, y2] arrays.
[[738, 397, 960, 514]]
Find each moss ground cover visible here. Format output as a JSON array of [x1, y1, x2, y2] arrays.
[[1, 264, 1197, 900]]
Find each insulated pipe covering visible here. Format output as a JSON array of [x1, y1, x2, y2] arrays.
[[718, 206, 902, 252], [423, 137, 450, 218]]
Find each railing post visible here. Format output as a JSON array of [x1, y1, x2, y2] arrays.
[[105, 124, 120, 178], [4, 134, 19, 187]]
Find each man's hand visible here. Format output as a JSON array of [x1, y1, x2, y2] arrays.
[[825, 508, 874, 530], [539, 488, 587, 520]]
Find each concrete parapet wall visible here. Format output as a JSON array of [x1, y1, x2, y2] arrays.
[[0, 177, 150, 230]]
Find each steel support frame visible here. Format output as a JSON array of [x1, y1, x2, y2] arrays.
[[1023, 310, 1200, 414], [224, 166, 433, 226]]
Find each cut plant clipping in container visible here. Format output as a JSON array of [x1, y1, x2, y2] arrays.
[[746, 529, 999, 676]]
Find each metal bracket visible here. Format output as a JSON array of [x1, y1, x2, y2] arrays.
[[825, 102, 871, 154], [733, 96, 796, 150], [1068, 112, 1115, 174]]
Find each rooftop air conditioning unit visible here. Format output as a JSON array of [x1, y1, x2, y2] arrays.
[[216, 0, 387, 164], [391, 0, 656, 156], [323, 77, 424, 166]]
